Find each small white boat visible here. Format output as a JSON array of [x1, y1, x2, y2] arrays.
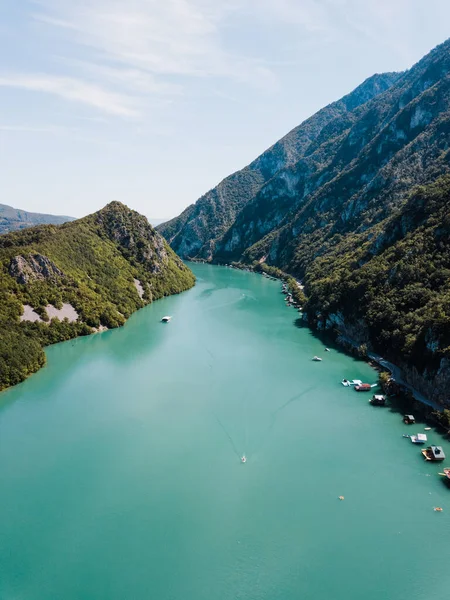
[[312, 356, 322, 361], [341, 379, 362, 387], [241, 455, 247, 463], [161, 316, 171, 323], [325, 348, 331, 352]]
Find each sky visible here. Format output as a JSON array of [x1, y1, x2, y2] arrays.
[[1, 1, 450, 220]]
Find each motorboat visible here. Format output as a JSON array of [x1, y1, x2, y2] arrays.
[[241, 455, 247, 463], [354, 383, 372, 392], [161, 316, 171, 323], [312, 356, 322, 361]]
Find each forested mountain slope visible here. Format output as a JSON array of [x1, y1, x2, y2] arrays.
[[0, 203, 73, 234], [217, 39, 450, 270], [0, 202, 195, 391], [305, 176, 450, 405]]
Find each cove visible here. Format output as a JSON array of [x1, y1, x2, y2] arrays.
[[0, 263, 449, 600]]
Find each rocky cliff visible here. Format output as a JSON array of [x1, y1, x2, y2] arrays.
[[158, 72, 401, 259]]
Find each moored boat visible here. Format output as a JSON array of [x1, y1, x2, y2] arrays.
[[161, 316, 172, 323], [410, 433, 427, 444], [312, 356, 322, 362], [439, 467, 450, 481], [403, 414, 415, 425], [422, 445, 446, 461], [370, 394, 386, 406], [354, 383, 371, 392]]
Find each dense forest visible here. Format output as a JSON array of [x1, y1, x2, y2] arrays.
[[304, 176, 450, 403], [0, 202, 195, 391]]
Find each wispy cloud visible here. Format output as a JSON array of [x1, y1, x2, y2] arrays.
[[33, 1, 277, 87], [6, 0, 424, 120], [0, 73, 139, 117]]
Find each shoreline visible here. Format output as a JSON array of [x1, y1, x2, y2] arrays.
[[335, 334, 442, 411], [220, 260, 444, 414], [0, 282, 195, 395]]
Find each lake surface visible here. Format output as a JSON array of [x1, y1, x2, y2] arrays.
[[1, 263, 449, 600]]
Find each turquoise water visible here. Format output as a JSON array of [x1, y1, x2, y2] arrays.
[[1, 263, 449, 600]]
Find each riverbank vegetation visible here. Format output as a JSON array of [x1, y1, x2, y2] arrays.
[[303, 176, 450, 405], [0, 202, 195, 391]]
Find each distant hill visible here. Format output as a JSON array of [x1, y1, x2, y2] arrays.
[[0, 201, 195, 391], [0, 203, 74, 234]]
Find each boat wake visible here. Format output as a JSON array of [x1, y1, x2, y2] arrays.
[[251, 385, 317, 456]]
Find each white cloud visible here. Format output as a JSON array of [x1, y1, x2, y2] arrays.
[[9, 0, 425, 120], [0, 73, 139, 117], [33, 0, 277, 84]]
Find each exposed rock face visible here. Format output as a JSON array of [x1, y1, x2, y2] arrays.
[[9, 254, 65, 284], [20, 303, 79, 323], [20, 305, 42, 322], [96, 201, 170, 273], [399, 359, 450, 407], [160, 40, 450, 274], [158, 72, 401, 259], [133, 278, 144, 299], [45, 303, 78, 322]]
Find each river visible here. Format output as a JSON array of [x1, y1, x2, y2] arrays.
[[1, 263, 449, 600]]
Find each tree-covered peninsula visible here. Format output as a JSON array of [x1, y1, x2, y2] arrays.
[[0, 202, 195, 391]]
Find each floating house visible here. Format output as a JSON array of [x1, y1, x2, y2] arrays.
[[370, 394, 386, 406], [421, 445, 446, 461], [403, 414, 415, 424], [410, 433, 427, 444]]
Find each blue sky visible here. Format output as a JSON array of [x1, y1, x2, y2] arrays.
[[1, 1, 450, 220]]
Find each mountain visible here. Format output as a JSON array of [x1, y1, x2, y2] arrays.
[[0, 202, 195, 391], [160, 39, 450, 405], [158, 71, 402, 258], [0, 203, 74, 234]]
